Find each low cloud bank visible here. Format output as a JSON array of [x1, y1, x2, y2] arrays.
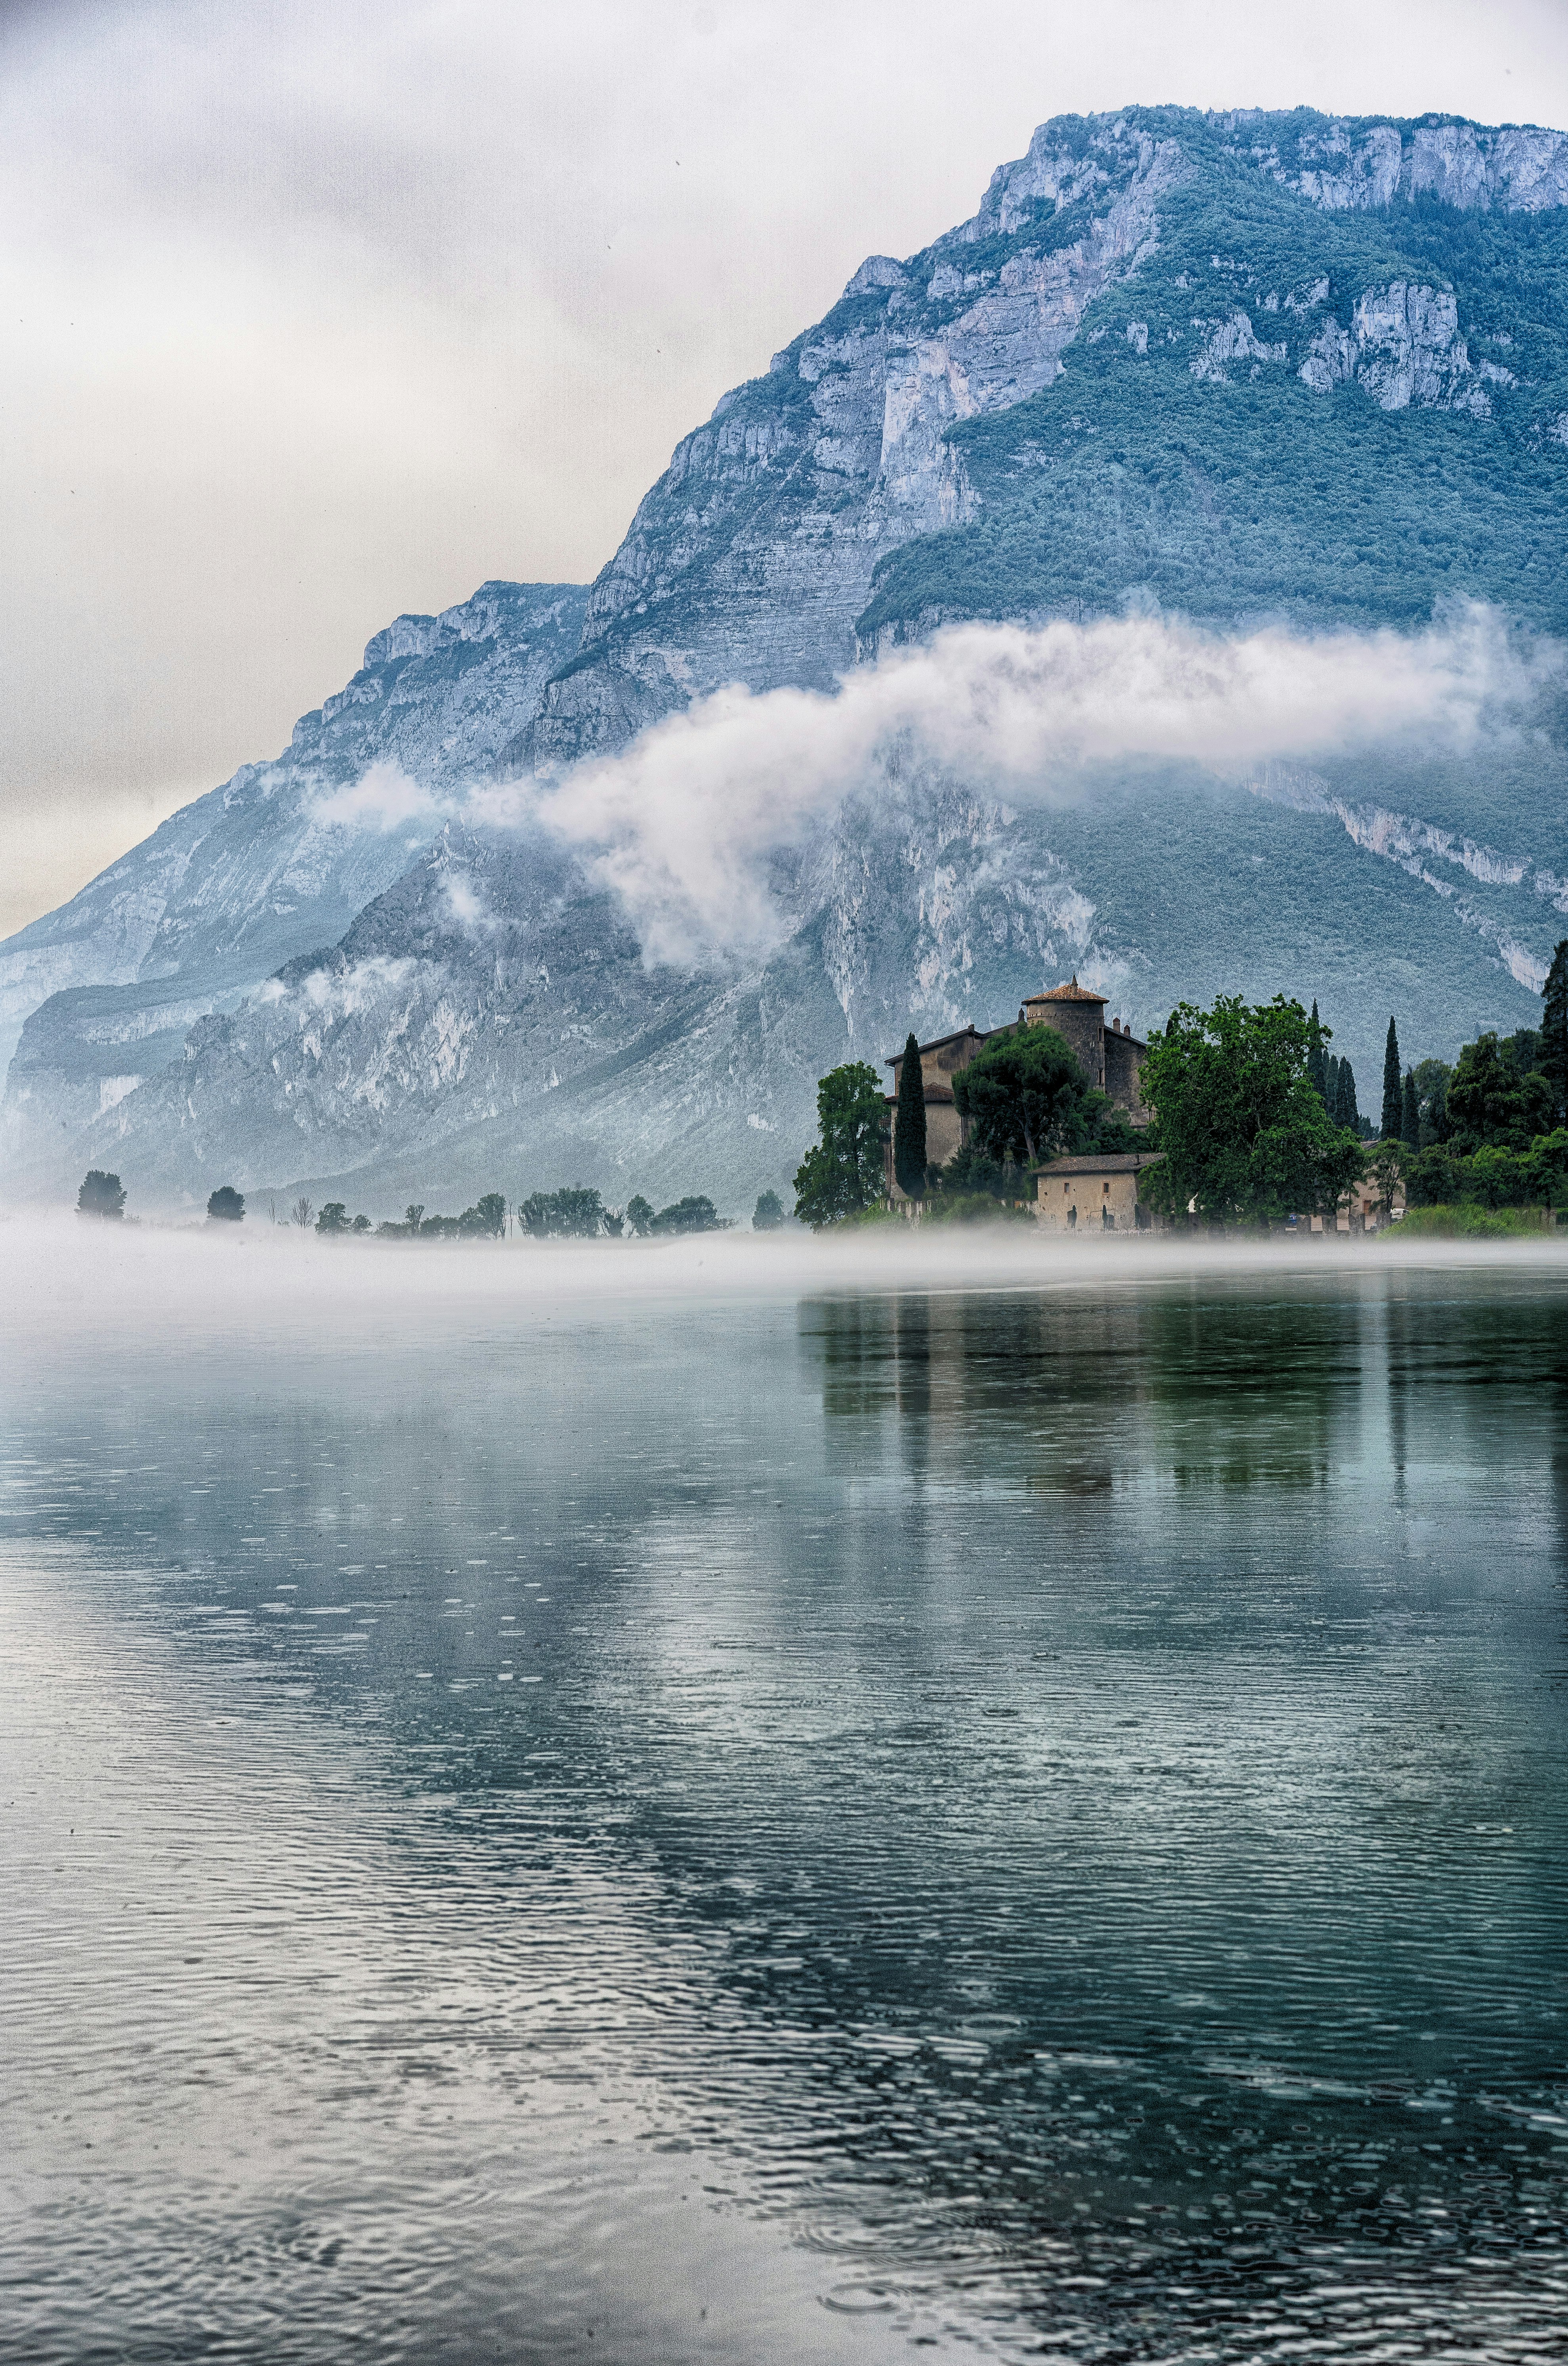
[[319, 607, 1555, 965]]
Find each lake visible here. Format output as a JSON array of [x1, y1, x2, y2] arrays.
[[3, 1229, 1566, 2363]]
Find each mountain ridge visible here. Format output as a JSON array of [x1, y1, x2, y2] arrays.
[[5, 105, 1567, 1213]]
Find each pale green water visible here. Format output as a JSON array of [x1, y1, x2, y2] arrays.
[[2, 1260, 1566, 2362]]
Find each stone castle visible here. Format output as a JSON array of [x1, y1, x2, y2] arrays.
[[884, 979, 1152, 1210]]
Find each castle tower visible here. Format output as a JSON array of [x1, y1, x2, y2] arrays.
[[1021, 976, 1108, 1089]]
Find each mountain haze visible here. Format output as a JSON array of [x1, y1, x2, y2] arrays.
[[6, 107, 1568, 1213]]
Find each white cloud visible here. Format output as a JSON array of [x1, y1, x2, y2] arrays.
[[531, 606, 1555, 965], [312, 761, 445, 831]]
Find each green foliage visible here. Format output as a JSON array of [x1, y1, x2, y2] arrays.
[[1381, 1018, 1402, 1142], [601, 1206, 625, 1238], [1400, 1069, 1421, 1152], [922, 1191, 1037, 1226], [793, 1061, 887, 1228], [351, 1214, 371, 1234], [1444, 1032, 1555, 1152], [893, 1032, 928, 1197], [464, 1193, 507, 1238], [1306, 1003, 1328, 1103], [206, 1185, 244, 1223], [1400, 1203, 1556, 1238], [936, 1143, 1027, 1200], [76, 1169, 126, 1219], [856, 155, 1568, 647], [519, 1187, 604, 1238], [752, 1190, 785, 1231], [315, 1201, 350, 1235], [951, 1024, 1088, 1164], [650, 1195, 727, 1235], [1140, 994, 1364, 1224], [625, 1195, 655, 1238], [1542, 939, 1568, 1125], [1405, 1127, 1568, 1210]]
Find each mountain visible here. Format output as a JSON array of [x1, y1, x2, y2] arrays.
[[5, 108, 1568, 1215], [0, 583, 584, 1168]]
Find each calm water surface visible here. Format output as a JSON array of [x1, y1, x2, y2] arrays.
[[2, 1260, 1566, 2362]]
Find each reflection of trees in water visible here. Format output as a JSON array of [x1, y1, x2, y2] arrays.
[[808, 1285, 1361, 1495]]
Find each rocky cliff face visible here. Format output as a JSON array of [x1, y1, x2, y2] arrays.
[[4, 107, 1568, 1215], [1, 583, 584, 1173]]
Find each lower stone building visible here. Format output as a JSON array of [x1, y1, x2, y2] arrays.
[[884, 979, 1149, 1202], [1032, 1151, 1165, 1232]]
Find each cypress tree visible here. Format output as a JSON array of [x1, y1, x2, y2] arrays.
[[1542, 938, 1568, 1125], [893, 1032, 928, 1198], [1401, 1068, 1420, 1151], [1380, 1018, 1402, 1141], [1307, 1002, 1327, 1101], [1339, 1059, 1360, 1133], [1325, 1053, 1341, 1120]]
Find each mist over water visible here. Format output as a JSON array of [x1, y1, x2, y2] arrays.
[[3, 1229, 1567, 2362]]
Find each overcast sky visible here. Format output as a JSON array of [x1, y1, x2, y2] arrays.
[[3, 0, 1566, 936]]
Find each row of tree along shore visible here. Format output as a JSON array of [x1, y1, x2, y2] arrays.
[[791, 942, 1568, 1234], [67, 944, 1568, 1245], [74, 1179, 789, 1237]]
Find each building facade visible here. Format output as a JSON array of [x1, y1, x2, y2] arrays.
[[1032, 1151, 1164, 1232], [884, 979, 1149, 1201]]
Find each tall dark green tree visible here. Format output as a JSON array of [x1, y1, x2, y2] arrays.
[[1336, 1059, 1360, 1133], [1306, 1002, 1327, 1102], [893, 1032, 928, 1198], [1324, 1054, 1341, 1120], [1542, 938, 1568, 1126], [1380, 1018, 1402, 1141], [1400, 1069, 1421, 1152]]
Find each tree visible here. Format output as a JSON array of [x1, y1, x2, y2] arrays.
[[601, 1206, 625, 1237], [1336, 1058, 1360, 1133], [315, 1201, 350, 1235], [1542, 938, 1568, 1126], [76, 1169, 126, 1219], [351, 1214, 371, 1233], [1306, 1002, 1328, 1103], [1400, 1069, 1421, 1152], [1324, 1054, 1340, 1122], [1370, 1139, 1404, 1223], [1381, 1017, 1402, 1141], [625, 1195, 655, 1238], [651, 1195, 727, 1234], [1445, 1032, 1554, 1152], [893, 1032, 928, 1198], [951, 1024, 1087, 1165], [1139, 994, 1365, 1227], [793, 1062, 886, 1227], [291, 1196, 314, 1229], [519, 1187, 604, 1238], [207, 1186, 245, 1223], [458, 1193, 506, 1237], [752, 1190, 785, 1231], [1413, 1057, 1451, 1145]]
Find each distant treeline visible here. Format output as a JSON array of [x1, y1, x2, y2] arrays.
[[74, 1174, 790, 1237]]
